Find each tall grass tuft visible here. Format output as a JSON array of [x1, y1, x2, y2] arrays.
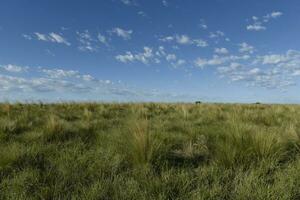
[[120, 118, 162, 168]]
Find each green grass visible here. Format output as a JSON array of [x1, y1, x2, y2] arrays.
[[1, 103, 300, 199]]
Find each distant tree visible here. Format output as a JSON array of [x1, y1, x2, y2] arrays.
[[195, 101, 202, 104], [255, 102, 261, 105]]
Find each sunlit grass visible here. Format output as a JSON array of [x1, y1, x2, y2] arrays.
[[1, 103, 300, 199]]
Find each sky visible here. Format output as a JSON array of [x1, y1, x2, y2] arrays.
[[1, 0, 300, 103]]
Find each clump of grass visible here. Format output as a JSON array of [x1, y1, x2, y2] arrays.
[[170, 135, 209, 167], [0, 142, 26, 170], [120, 118, 162, 168]]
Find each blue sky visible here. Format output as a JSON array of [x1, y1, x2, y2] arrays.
[[1, 0, 300, 103]]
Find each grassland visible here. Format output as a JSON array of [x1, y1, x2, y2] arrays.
[[0, 103, 300, 199]]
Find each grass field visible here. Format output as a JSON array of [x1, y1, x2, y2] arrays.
[[1, 103, 300, 199]]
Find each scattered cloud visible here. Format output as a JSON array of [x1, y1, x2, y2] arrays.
[[35, 33, 48, 41], [22, 34, 32, 40], [33, 32, 71, 46], [0, 75, 92, 93], [0, 64, 28, 73], [0, 63, 191, 102], [246, 11, 283, 31], [264, 11, 283, 22], [159, 36, 174, 42], [194, 46, 300, 90], [217, 63, 294, 89], [255, 50, 300, 71], [172, 59, 186, 68], [199, 19, 208, 30], [137, 11, 147, 17], [176, 35, 192, 45], [247, 24, 266, 31], [110, 27, 133, 40], [209, 31, 225, 38], [160, 34, 208, 47], [215, 47, 229, 54], [239, 42, 255, 54], [193, 39, 208, 47], [116, 46, 186, 68], [49, 33, 71, 46], [0, 64, 118, 95], [116, 46, 154, 64], [166, 54, 177, 61], [195, 55, 250, 69], [77, 30, 98, 52], [97, 33, 108, 46], [41, 69, 80, 79]]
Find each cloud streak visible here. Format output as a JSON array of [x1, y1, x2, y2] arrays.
[[33, 32, 71, 46]]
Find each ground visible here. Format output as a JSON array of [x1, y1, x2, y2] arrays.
[[0, 103, 300, 199]]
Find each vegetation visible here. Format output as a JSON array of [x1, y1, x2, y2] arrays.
[[1, 103, 300, 199]]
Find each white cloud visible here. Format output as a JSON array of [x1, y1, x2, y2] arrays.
[[176, 35, 192, 45], [255, 50, 300, 69], [215, 49, 300, 90], [239, 42, 255, 54], [138, 11, 147, 17], [111, 27, 133, 40], [160, 34, 208, 47], [0, 65, 114, 94], [199, 19, 208, 30], [209, 31, 225, 38], [195, 57, 223, 68], [22, 34, 32, 40], [1, 64, 28, 73], [218, 64, 294, 89], [156, 46, 166, 56], [195, 55, 250, 69], [215, 48, 229, 54], [218, 62, 242, 74], [0, 64, 192, 102], [246, 11, 283, 31], [81, 74, 95, 81], [33, 32, 70, 46], [115, 46, 186, 68], [116, 46, 154, 64], [261, 54, 286, 65], [166, 54, 177, 61], [77, 30, 98, 52], [246, 23, 266, 31], [172, 59, 186, 68], [115, 52, 135, 63], [48, 32, 71, 46], [271, 11, 283, 18], [159, 36, 174, 42], [193, 39, 208, 47], [97, 33, 108, 45], [41, 69, 80, 79], [264, 11, 283, 21], [35, 32, 48, 41], [0, 75, 91, 93]]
